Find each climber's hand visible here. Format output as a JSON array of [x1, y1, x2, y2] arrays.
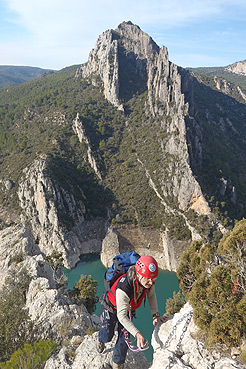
[[136, 332, 148, 349], [153, 315, 168, 326]]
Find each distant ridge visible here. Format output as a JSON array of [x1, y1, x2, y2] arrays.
[[0, 65, 55, 87], [187, 60, 246, 99]]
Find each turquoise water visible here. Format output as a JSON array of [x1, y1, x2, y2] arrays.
[[64, 253, 180, 361]]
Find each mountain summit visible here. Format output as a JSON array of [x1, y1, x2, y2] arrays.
[[76, 21, 167, 109]]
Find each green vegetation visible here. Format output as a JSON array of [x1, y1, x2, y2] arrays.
[[0, 339, 57, 369], [0, 68, 187, 234], [165, 291, 185, 316], [69, 274, 99, 313], [0, 69, 124, 224], [167, 214, 191, 241], [177, 219, 246, 347], [0, 269, 35, 362]]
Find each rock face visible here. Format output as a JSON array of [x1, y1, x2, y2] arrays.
[[73, 113, 102, 180], [225, 60, 246, 76], [26, 275, 95, 342], [100, 226, 188, 272], [0, 225, 99, 344], [150, 303, 244, 369], [17, 155, 106, 268], [213, 76, 246, 103], [0, 224, 41, 289]]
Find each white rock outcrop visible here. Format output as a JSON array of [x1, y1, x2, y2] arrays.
[[73, 113, 102, 180], [150, 303, 244, 369], [0, 224, 41, 288], [45, 332, 150, 369], [26, 276, 96, 341], [101, 226, 120, 268], [0, 225, 98, 345]]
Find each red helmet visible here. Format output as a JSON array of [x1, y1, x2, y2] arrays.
[[135, 255, 158, 278]]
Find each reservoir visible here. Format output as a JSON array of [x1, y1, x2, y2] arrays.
[[64, 253, 180, 361]]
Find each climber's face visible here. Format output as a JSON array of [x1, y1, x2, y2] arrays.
[[137, 274, 156, 288]]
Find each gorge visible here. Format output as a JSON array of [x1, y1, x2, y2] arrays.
[[0, 21, 246, 368]]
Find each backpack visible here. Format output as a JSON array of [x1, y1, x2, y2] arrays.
[[104, 251, 140, 291]]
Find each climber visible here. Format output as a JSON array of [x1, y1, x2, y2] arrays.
[[96, 255, 167, 369]]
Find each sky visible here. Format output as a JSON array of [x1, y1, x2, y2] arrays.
[[0, 0, 246, 70]]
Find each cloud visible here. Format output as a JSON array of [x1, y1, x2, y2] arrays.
[[6, 0, 243, 41], [1, 0, 246, 68]]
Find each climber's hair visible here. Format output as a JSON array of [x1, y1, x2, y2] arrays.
[[127, 265, 138, 303]]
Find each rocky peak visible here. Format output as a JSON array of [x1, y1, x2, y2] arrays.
[[76, 21, 165, 109], [115, 21, 160, 59]]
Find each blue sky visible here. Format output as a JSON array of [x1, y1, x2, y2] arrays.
[[0, 0, 245, 70]]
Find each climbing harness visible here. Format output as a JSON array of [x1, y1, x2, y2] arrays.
[[154, 310, 193, 369], [122, 311, 149, 353]]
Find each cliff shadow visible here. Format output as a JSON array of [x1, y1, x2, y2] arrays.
[[118, 46, 148, 102]]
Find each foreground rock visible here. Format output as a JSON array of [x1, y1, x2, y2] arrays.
[[0, 224, 42, 289], [151, 303, 244, 369], [0, 224, 244, 369], [45, 332, 150, 369], [26, 275, 98, 342]]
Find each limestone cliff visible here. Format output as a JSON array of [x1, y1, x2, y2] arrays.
[[100, 225, 189, 272], [17, 155, 106, 268], [73, 113, 102, 180], [76, 21, 212, 240]]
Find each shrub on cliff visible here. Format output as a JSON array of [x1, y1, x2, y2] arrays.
[[69, 274, 99, 314], [177, 219, 246, 347], [0, 339, 57, 369], [0, 269, 35, 362], [165, 291, 185, 316]]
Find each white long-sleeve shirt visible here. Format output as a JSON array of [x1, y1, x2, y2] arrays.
[[116, 284, 158, 337]]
